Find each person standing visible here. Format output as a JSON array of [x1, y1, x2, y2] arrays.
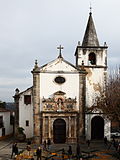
[[43, 140, 47, 150], [67, 146, 72, 160], [14, 143, 18, 156], [47, 138, 51, 149], [36, 146, 42, 160], [86, 139, 90, 148], [117, 143, 120, 154], [11, 142, 16, 158], [104, 136, 108, 146], [62, 148, 65, 160], [76, 143, 81, 160]]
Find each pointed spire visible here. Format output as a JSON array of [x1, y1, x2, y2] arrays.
[[82, 12, 99, 47]]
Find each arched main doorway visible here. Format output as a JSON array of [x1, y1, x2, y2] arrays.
[[53, 119, 66, 143], [91, 116, 104, 140]]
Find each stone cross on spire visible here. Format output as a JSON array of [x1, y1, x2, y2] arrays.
[[57, 45, 64, 58]]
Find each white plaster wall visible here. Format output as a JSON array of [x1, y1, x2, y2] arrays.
[[19, 89, 33, 138], [40, 72, 80, 110], [85, 67, 105, 108], [0, 112, 13, 137]]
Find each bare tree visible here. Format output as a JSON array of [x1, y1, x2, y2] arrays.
[[94, 68, 120, 125]]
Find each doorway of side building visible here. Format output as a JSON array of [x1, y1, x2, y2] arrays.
[[53, 119, 66, 143], [91, 116, 104, 140]]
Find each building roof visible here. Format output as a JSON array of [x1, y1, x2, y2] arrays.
[[19, 87, 33, 95], [0, 107, 10, 112], [82, 12, 99, 47]]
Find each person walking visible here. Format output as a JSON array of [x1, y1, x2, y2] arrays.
[[36, 146, 42, 160]]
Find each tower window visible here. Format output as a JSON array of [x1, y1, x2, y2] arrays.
[[24, 95, 31, 105], [89, 52, 96, 65], [26, 120, 29, 126]]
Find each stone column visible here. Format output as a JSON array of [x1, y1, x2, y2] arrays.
[[77, 63, 87, 143], [31, 60, 41, 144], [48, 116, 51, 138], [13, 88, 20, 136], [69, 117, 71, 138], [74, 117, 77, 137], [42, 117, 45, 142]]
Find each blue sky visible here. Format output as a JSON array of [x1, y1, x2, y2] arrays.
[[0, 0, 120, 102]]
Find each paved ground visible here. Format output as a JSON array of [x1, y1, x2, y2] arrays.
[[0, 138, 118, 160]]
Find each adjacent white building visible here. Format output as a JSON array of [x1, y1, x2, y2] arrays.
[[0, 108, 13, 139], [14, 12, 111, 143]]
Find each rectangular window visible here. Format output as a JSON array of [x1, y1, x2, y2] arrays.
[[0, 116, 4, 128], [10, 115, 14, 125], [26, 120, 29, 126], [24, 95, 31, 105], [2, 128, 5, 136]]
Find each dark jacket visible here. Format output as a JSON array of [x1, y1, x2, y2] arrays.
[[36, 148, 41, 157]]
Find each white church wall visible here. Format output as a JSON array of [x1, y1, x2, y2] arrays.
[[40, 72, 80, 110], [19, 89, 33, 138], [85, 67, 105, 108]]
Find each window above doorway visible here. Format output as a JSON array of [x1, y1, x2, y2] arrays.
[[54, 76, 65, 84]]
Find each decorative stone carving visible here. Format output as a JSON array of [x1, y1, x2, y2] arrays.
[[42, 91, 77, 112]]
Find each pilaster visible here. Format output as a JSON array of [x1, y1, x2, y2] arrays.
[[31, 60, 41, 144], [13, 88, 20, 136], [77, 66, 87, 143]]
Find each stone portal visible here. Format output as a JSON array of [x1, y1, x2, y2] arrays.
[[53, 119, 66, 143]]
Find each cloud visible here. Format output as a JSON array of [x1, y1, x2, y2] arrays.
[[0, 0, 119, 101]]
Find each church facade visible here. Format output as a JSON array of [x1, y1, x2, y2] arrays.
[[14, 12, 111, 144]]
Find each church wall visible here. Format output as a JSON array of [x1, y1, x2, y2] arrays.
[[19, 89, 33, 138], [85, 67, 106, 108], [40, 72, 80, 110]]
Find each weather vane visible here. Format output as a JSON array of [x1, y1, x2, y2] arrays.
[[90, 2, 92, 13]]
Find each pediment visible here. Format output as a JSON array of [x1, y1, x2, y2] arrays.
[[40, 58, 79, 73]]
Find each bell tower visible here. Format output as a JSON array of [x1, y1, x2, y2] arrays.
[[75, 11, 108, 108]]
